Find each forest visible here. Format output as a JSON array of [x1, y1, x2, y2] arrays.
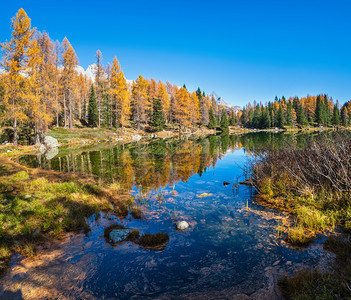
[[1, 8, 350, 147]]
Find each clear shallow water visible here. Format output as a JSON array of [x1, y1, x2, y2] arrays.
[[2, 133, 333, 299]]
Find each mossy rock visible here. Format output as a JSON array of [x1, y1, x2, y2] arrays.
[[138, 232, 169, 250]]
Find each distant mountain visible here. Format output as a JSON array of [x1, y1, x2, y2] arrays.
[[75, 64, 96, 81], [210, 92, 241, 111]]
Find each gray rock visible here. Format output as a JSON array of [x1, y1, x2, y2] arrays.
[[109, 229, 131, 243], [43, 136, 59, 149], [39, 144, 46, 154], [176, 221, 189, 230], [132, 135, 142, 141], [24, 195, 31, 199], [45, 147, 59, 160]]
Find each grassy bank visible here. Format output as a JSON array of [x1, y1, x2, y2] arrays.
[[251, 132, 351, 297], [0, 155, 137, 275]]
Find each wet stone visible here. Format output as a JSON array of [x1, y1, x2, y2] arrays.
[[109, 229, 131, 243]]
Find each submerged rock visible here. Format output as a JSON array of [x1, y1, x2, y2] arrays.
[[198, 193, 211, 198], [176, 221, 189, 231], [109, 229, 131, 243]]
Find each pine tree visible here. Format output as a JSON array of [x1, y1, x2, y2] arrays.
[[332, 104, 340, 126], [219, 109, 229, 133], [252, 106, 260, 128], [297, 103, 308, 126], [277, 106, 285, 128], [88, 85, 98, 127], [286, 101, 293, 126], [229, 111, 236, 126], [341, 106, 349, 127], [208, 107, 216, 129], [260, 108, 271, 129], [150, 98, 165, 131], [315, 95, 325, 126]]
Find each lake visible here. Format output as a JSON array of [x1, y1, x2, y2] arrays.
[[1, 132, 333, 299]]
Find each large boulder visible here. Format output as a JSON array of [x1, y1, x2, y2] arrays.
[[109, 229, 132, 243], [45, 147, 59, 160], [43, 136, 59, 149]]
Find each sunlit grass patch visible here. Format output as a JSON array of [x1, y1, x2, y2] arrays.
[[285, 226, 314, 246]]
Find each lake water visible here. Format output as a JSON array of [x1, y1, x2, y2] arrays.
[[1, 133, 333, 299]]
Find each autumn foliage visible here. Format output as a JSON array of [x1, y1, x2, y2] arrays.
[[0, 9, 349, 146]]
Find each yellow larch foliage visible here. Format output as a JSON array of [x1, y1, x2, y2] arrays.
[[174, 87, 191, 129], [110, 56, 130, 130], [157, 81, 170, 121], [1, 8, 33, 145]]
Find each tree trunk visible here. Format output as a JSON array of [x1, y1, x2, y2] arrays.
[[69, 89, 73, 129], [56, 110, 59, 128], [35, 125, 40, 145], [64, 93, 67, 129], [13, 117, 18, 147], [115, 103, 118, 132]]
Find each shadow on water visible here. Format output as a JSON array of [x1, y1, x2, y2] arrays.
[[0, 132, 335, 299]]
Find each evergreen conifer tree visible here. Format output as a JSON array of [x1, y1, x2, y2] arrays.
[[208, 107, 217, 129], [332, 104, 340, 126], [277, 106, 285, 128], [88, 85, 98, 127], [341, 106, 348, 127], [220, 109, 229, 133], [229, 112, 236, 126], [297, 103, 308, 126], [150, 98, 165, 131]]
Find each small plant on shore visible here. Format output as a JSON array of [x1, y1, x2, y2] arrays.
[[252, 132, 351, 245]]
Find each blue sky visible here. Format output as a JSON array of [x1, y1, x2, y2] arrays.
[[1, 0, 351, 106]]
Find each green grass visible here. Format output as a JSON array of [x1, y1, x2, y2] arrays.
[[0, 166, 117, 274], [279, 236, 351, 299]]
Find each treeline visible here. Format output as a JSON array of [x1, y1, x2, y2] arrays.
[[1, 9, 350, 147], [239, 94, 350, 129], [0, 9, 230, 146]]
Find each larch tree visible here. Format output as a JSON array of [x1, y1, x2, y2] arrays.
[[131, 75, 149, 132], [109, 56, 130, 131], [36, 31, 55, 137], [27, 34, 49, 144], [53, 40, 62, 127], [173, 87, 191, 131], [61, 37, 78, 129], [95, 50, 103, 128], [189, 91, 200, 129], [157, 81, 170, 121], [1, 8, 33, 146]]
